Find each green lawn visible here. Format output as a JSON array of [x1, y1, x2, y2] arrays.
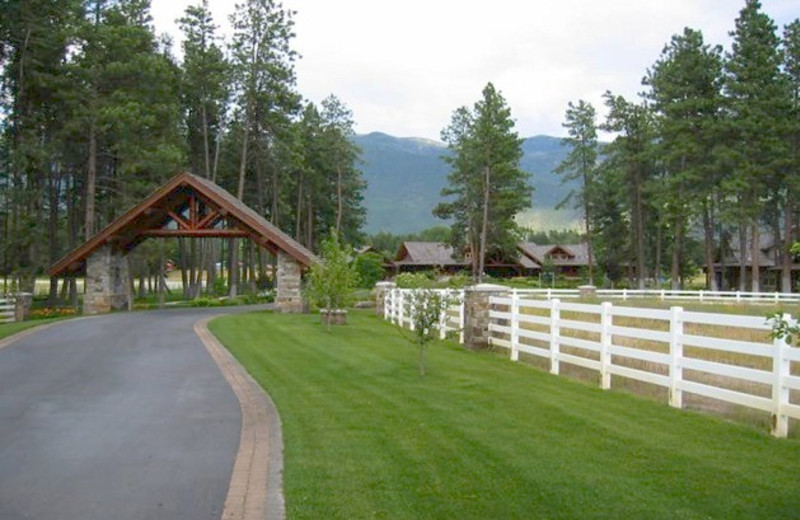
[[210, 311, 800, 520]]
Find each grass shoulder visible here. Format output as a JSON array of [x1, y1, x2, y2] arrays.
[[209, 309, 800, 520], [0, 317, 71, 341]]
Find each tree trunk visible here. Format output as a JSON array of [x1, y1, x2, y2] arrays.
[[231, 120, 250, 298], [584, 202, 594, 285], [201, 103, 211, 178], [295, 172, 304, 241], [179, 237, 189, 299], [670, 217, 682, 290], [478, 165, 490, 283], [782, 198, 793, 293], [703, 200, 718, 291], [634, 173, 645, 290], [47, 165, 60, 305], [738, 217, 748, 291], [751, 223, 760, 292], [336, 166, 343, 235], [85, 122, 97, 239]]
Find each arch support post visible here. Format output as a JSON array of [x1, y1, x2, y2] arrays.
[[84, 245, 131, 315]]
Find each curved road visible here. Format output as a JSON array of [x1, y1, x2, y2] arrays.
[[0, 307, 268, 520]]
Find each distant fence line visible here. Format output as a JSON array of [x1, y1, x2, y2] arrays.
[[514, 288, 800, 304], [382, 287, 800, 438]]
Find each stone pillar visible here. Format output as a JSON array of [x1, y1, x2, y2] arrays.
[[14, 292, 32, 321], [374, 281, 396, 317], [463, 283, 511, 350], [84, 245, 131, 315], [276, 251, 305, 313], [579, 285, 597, 299]]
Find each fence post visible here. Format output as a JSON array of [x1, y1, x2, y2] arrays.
[[600, 302, 612, 389], [438, 292, 447, 340], [699, 290, 704, 303], [408, 291, 416, 331], [622, 288, 628, 301], [669, 306, 684, 409], [736, 291, 741, 303], [771, 313, 791, 438], [458, 291, 465, 344], [550, 298, 561, 375], [774, 292, 779, 304], [660, 289, 665, 301], [510, 291, 520, 362], [398, 290, 405, 328]]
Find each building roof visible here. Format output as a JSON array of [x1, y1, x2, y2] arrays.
[[517, 242, 589, 267], [394, 241, 469, 267], [49, 172, 318, 277]]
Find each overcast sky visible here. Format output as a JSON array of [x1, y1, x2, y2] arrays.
[[151, 0, 798, 140]]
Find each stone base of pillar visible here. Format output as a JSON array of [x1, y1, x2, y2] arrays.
[[463, 283, 511, 350], [276, 251, 305, 313], [84, 245, 131, 315], [579, 285, 597, 299], [14, 293, 32, 321]]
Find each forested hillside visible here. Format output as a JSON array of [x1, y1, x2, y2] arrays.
[[357, 133, 578, 234]]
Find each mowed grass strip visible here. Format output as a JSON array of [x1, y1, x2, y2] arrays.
[[0, 317, 65, 341], [210, 311, 800, 520]]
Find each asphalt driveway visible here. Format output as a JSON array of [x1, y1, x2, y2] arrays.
[[0, 307, 268, 520]]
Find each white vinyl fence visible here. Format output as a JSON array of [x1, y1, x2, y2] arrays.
[[515, 288, 800, 304], [488, 295, 800, 438], [0, 296, 15, 324], [384, 288, 465, 343]]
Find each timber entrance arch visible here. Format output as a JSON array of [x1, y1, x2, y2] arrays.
[[49, 172, 318, 315]]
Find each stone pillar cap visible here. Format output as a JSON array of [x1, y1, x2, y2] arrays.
[[578, 285, 597, 290], [375, 281, 396, 288], [465, 283, 510, 293]]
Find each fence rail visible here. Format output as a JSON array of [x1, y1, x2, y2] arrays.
[[514, 288, 800, 303], [488, 295, 799, 438], [0, 297, 16, 324]]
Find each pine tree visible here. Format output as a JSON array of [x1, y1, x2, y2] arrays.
[[600, 92, 656, 289], [644, 28, 724, 289], [554, 99, 598, 284], [724, 0, 788, 291], [782, 19, 800, 291], [228, 0, 299, 295], [434, 83, 532, 282], [320, 95, 366, 246]]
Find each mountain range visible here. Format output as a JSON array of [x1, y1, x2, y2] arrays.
[[354, 132, 580, 234]]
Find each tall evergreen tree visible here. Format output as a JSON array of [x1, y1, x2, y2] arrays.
[[227, 0, 298, 295], [178, 0, 229, 179], [644, 27, 724, 289], [320, 95, 365, 245], [724, 0, 788, 291], [782, 19, 800, 291], [600, 92, 656, 289], [434, 82, 532, 282], [554, 99, 598, 284]]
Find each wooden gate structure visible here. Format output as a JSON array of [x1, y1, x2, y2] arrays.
[[49, 172, 318, 315]]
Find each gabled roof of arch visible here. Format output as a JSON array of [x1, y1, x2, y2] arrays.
[[49, 172, 318, 277]]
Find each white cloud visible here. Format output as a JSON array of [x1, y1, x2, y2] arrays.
[[151, 0, 799, 139]]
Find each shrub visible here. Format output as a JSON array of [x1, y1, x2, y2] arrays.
[[354, 252, 386, 288], [395, 272, 433, 289]]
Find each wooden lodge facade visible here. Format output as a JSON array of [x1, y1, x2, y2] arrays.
[[386, 241, 589, 278]]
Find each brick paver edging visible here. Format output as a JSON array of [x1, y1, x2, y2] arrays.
[[194, 317, 286, 520]]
